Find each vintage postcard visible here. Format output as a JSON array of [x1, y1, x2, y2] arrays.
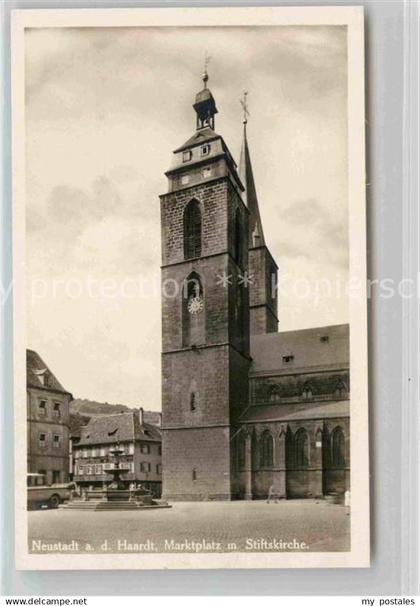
[[12, 6, 369, 569]]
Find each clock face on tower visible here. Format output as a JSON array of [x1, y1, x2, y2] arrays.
[[187, 296, 204, 315]]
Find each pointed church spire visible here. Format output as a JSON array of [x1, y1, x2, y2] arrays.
[[239, 93, 265, 247]]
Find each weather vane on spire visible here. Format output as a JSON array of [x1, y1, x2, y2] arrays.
[[240, 91, 250, 125], [203, 51, 212, 87]]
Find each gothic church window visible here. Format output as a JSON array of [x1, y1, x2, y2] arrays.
[[301, 383, 313, 399], [269, 386, 281, 403], [331, 427, 345, 467], [334, 380, 347, 399], [184, 200, 202, 260], [233, 208, 242, 266], [294, 428, 309, 468], [260, 430, 274, 468]]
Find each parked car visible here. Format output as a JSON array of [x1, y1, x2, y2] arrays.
[[27, 473, 76, 510]]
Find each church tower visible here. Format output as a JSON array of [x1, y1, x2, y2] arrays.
[[160, 71, 250, 500], [239, 102, 279, 335]]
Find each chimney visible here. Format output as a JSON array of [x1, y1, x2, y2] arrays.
[[138, 407, 144, 426]]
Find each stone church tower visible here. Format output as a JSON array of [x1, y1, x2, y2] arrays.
[[160, 73, 350, 502], [160, 72, 251, 500]]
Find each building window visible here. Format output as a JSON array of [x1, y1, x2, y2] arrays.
[[38, 400, 47, 417], [183, 199, 202, 259], [140, 444, 150, 455], [201, 144, 210, 156], [53, 435, 60, 448], [52, 470, 61, 484], [301, 384, 313, 399], [156, 464, 162, 474], [282, 355, 294, 364], [53, 402, 61, 418], [128, 443, 134, 455], [39, 433, 47, 448], [181, 174, 190, 185], [259, 431, 274, 468], [158, 445, 162, 456], [190, 392, 196, 412], [269, 386, 281, 403], [233, 208, 242, 266], [202, 167, 212, 179], [192, 469, 197, 481], [331, 427, 345, 467], [334, 381, 347, 399], [182, 150, 192, 163], [320, 335, 329, 343], [140, 462, 151, 473], [295, 429, 309, 468]]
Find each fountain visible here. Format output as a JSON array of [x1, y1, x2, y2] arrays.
[[62, 442, 171, 511]]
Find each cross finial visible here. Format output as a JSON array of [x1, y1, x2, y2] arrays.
[[240, 91, 250, 125], [203, 51, 212, 87]]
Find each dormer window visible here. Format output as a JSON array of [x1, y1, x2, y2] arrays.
[[282, 355, 294, 364], [182, 150, 192, 163], [201, 144, 210, 156]]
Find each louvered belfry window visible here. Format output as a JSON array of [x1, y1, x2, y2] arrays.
[[184, 200, 202, 259]]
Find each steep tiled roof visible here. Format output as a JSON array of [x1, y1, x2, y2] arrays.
[[26, 349, 72, 395], [241, 400, 349, 423], [77, 412, 161, 446], [250, 324, 349, 376], [69, 413, 91, 438]]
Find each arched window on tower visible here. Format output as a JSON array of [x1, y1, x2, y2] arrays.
[[184, 200, 202, 260], [331, 427, 345, 467], [182, 272, 205, 347], [294, 428, 309, 469], [259, 430, 274, 468], [233, 208, 242, 266]]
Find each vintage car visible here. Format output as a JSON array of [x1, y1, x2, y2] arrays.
[[27, 473, 76, 509]]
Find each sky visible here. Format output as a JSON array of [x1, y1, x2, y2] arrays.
[[26, 25, 348, 410]]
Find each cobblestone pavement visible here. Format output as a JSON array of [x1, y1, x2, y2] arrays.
[[28, 500, 350, 554]]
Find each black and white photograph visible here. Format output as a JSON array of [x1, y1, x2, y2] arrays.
[[11, 6, 369, 569]]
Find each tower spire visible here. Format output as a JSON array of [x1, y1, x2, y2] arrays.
[[193, 53, 218, 130], [238, 93, 265, 247]]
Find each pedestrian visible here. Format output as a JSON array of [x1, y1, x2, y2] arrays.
[[266, 484, 278, 504]]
